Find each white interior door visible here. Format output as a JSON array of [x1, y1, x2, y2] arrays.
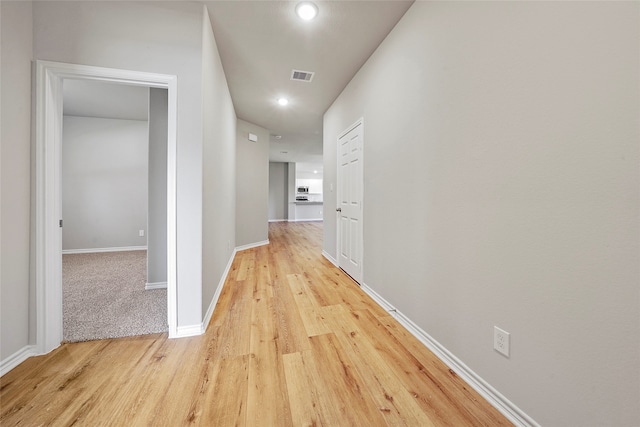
[[337, 120, 363, 284]]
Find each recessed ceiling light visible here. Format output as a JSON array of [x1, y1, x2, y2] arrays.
[[296, 2, 318, 21], [275, 135, 282, 139], [313, 170, 318, 174], [278, 98, 289, 106]]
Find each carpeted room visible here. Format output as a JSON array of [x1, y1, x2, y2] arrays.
[[61, 81, 169, 342]]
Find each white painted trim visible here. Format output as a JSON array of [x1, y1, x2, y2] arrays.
[[172, 247, 239, 338], [35, 60, 179, 354], [361, 283, 396, 312], [35, 60, 64, 354], [322, 250, 338, 267], [165, 73, 178, 340], [202, 248, 237, 333], [360, 282, 540, 427], [62, 246, 147, 255], [1, 345, 36, 377], [176, 246, 239, 338], [145, 282, 168, 290], [288, 218, 323, 222], [235, 240, 269, 252], [268, 219, 288, 223], [174, 324, 202, 338]]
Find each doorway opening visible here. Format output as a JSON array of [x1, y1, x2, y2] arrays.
[[34, 60, 178, 354], [61, 79, 168, 342]]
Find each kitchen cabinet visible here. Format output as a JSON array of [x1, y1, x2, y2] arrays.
[[296, 178, 322, 194], [291, 201, 323, 221]]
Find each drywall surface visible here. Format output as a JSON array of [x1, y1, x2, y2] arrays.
[[236, 119, 270, 246], [148, 88, 168, 284], [287, 163, 296, 220], [62, 116, 148, 251], [323, 2, 639, 425], [0, 0, 32, 361], [201, 5, 237, 317], [34, 1, 205, 328], [268, 162, 288, 221]]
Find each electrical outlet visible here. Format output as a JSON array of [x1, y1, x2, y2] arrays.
[[139, 229, 145, 237], [494, 326, 510, 357]]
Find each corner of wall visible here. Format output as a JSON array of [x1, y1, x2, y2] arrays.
[[200, 2, 237, 320], [1, 345, 36, 378]]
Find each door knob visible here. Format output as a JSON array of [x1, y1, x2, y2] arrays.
[[336, 208, 342, 212]]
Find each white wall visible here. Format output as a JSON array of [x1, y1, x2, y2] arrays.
[[33, 1, 206, 329], [235, 119, 269, 246], [269, 162, 288, 221], [287, 162, 296, 220], [296, 172, 323, 180], [148, 88, 168, 285], [201, 5, 237, 316], [323, 2, 639, 426], [62, 116, 148, 251], [0, 0, 33, 361]]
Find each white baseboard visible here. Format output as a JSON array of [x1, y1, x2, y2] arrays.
[[288, 218, 323, 222], [360, 282, 539, 427], [145, 282, 167, 290], [268, 219, 288, 222], [174, 247, 240, 339], [322, 250, 338, 267], [175, 324, 202, 338], [202, 248, 237, 333], [62, 246, 147, 255], [1, 345, 37, 377], [235, 240, 269, 252]]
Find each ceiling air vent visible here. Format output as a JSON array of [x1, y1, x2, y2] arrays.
[[291, 69, 315, 82]]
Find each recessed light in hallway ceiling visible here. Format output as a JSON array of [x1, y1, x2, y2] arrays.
[[204, 0, 415, 163], [278, 98, 289, 106], [295, 2, 318, 21]]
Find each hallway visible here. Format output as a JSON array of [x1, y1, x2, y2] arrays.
[[0, 222, 510, 426]]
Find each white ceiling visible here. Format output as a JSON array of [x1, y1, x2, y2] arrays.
[[296, 161, 323, 176], [63, 79, 149, 121], [206, 0, 413, 163], [62, 1, 414, 163]]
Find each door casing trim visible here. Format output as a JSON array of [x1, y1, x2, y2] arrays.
[[34, 60, 179, 354]]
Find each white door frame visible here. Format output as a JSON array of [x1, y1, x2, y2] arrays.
[[34, 60, 178, 354], [336, 117, 364, 284]]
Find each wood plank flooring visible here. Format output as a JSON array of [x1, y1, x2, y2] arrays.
[[0, 221, 512, 426]]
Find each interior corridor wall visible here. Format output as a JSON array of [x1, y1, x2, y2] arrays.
[[235, 119, 270, 247], [201, 5, 237, 318], [268, 162, 288, 222], [323, 2, 639, 425], [0, 0, 33, 362], [33, 1, 206, 329], [148, 88, 168, 286]]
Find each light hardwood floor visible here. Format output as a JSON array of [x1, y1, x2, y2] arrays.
[[1, 222, 512, 426]]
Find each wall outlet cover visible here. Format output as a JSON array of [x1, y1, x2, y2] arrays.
[[494, 326, 510, 358]]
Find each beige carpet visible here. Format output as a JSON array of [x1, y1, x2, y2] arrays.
[[62, 250, 168, 342]]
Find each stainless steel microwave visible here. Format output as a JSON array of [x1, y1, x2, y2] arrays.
[[297, 186, 309, 193]]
